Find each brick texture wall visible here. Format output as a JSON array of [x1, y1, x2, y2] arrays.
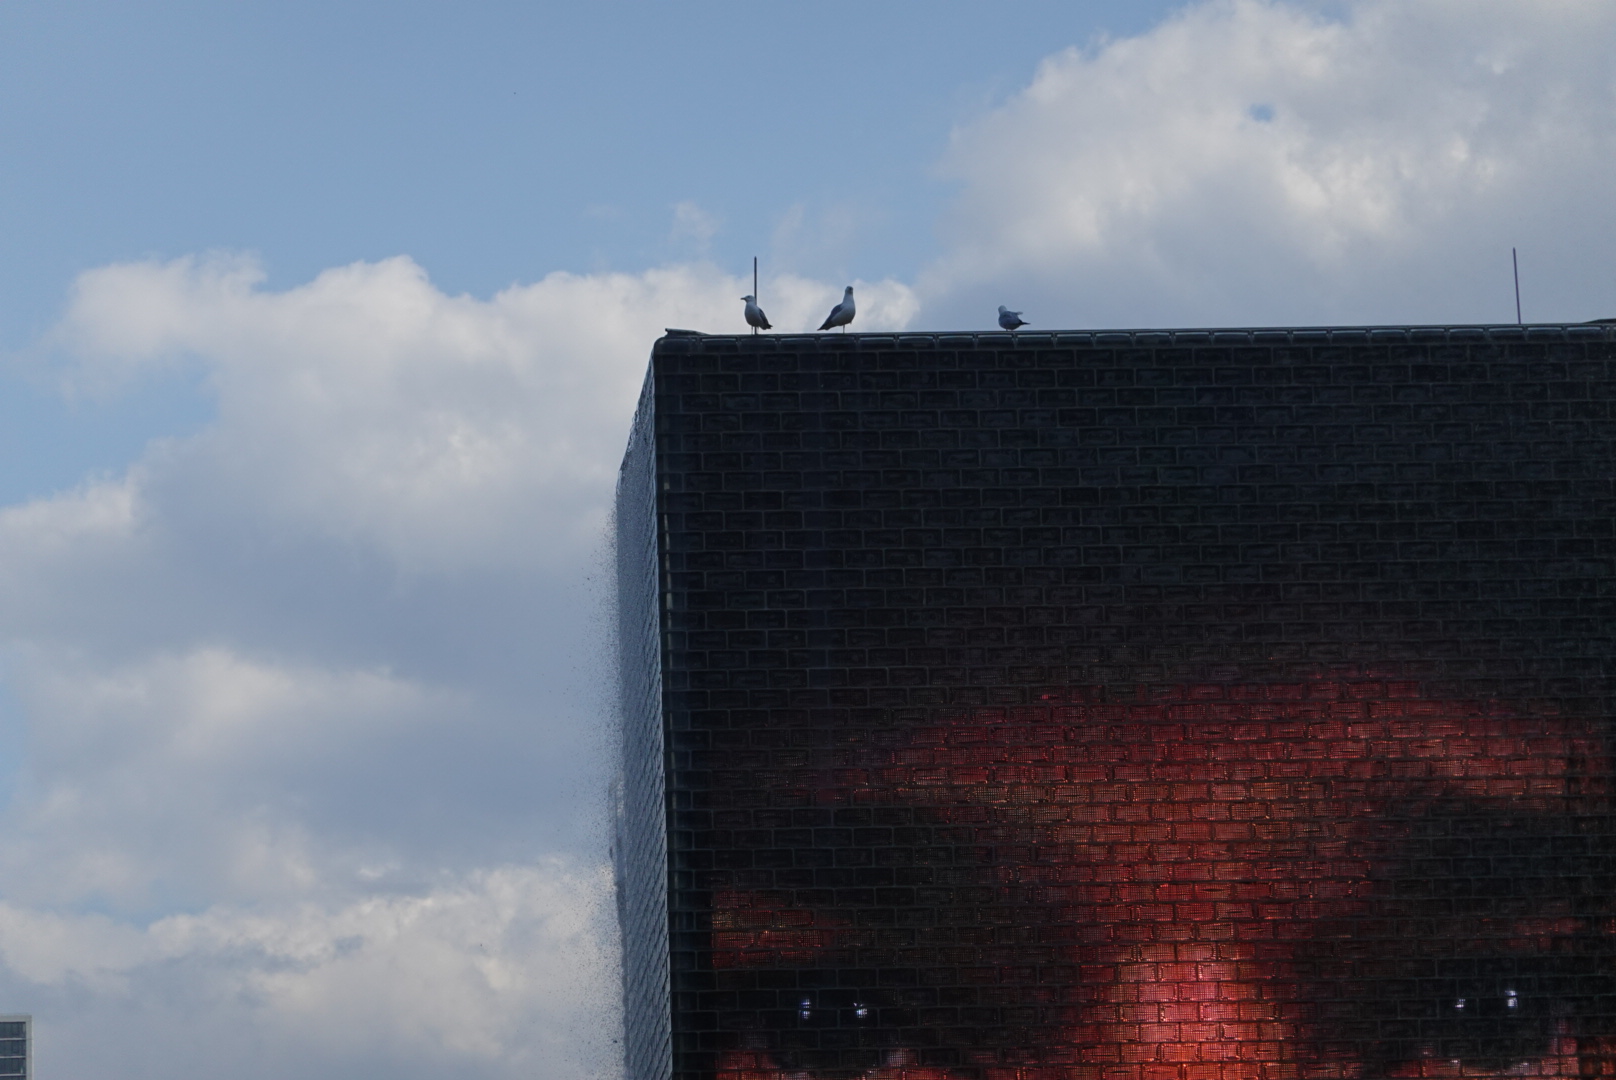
[[617, 368, 673, 1080], [619, 325, 1616, 1080]]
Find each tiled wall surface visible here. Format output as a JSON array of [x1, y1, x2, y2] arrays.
[[617, 368, 673, 1080], [619, 326, 1616, 1080]]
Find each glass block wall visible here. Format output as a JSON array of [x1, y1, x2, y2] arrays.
[[618, 366, 673, 1080], [618, 325, 1616, 1080]]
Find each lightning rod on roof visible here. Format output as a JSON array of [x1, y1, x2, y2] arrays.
[[1513, 247, 1523, 325]]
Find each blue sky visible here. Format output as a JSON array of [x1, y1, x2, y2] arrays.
[[0, 2, 1614, 1077], [0, 1, 1186, 326], [0, 0, 1185, 506]]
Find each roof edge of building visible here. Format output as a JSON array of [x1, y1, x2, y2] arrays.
[[653, 321, 1616, 354]]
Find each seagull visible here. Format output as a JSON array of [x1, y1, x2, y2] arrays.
[[742, 294, 771, 333], [998, 305, 1027, 331], [818, 286, 856, 332]]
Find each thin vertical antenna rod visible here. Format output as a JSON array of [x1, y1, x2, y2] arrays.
[[1513, 247, 1522, 325], [752, 256, 760, 335]]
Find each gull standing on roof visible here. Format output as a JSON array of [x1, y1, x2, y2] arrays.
[[998, 305, 1027, 331], [742, 294, 771, 333], [818, 286, 856, 332]]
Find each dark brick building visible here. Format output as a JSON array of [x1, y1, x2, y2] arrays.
[[616, 324, 1616, 1080]]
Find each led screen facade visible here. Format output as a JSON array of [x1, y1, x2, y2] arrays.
[[616, 324, 1616, 1080]]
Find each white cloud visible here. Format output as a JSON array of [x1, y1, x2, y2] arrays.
[[48, 255, 732, 574], [0, 645, 452, 906], [0, 860, 617, 1080], [0, 252, 914, 1077], [44, 254, 916, 577], [925, 0, 1616, 328]]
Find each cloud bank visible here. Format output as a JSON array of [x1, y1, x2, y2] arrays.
[[924, 0, 1616, 329], [0, 252, 916, 1078]]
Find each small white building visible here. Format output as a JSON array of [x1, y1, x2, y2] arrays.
[[0, 1017, 27, 1079]]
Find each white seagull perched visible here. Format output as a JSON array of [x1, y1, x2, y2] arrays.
[[818, 286, 856, 332], [998, 305, 1027, 330], [742, 294, 771, 333]]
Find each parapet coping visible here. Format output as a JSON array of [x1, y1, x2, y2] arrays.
[[656, 322, 1616, 353]]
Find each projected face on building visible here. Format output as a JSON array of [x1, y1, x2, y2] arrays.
[[708, 684, 1616, 1080]]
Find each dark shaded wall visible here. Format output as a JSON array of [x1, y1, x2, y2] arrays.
[[618, 325, 1616, 1080], [617, 368, 673, 1080]]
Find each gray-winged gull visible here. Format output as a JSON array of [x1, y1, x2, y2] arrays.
[[742, 294, 771, 333], [998, 305, 1027, 331], [818, 286, 856, 332]]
